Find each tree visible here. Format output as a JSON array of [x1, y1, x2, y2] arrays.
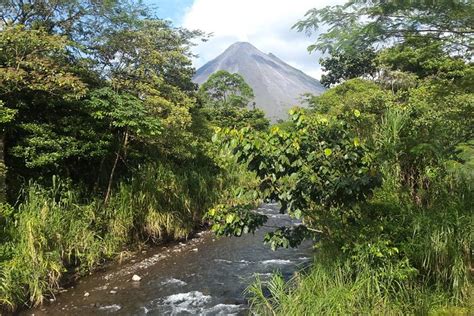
[[207, 109, 381, 249], [307, 78, 393, 138], [377, 36, 473, 86], [198, 70, 254, 108], [0, 102, 15, 203], [198, 70, 269, 130], [95, 19, 206, 162], [0, 4, 206, 198], [86, 88, 161, 204], [319, 47, 377, 87], [0, 25, 88, 197], [294, 0, 473, 87], [0, 26, 86, 97], [0, 0, 148, 47], [294, 0, 473, 58]]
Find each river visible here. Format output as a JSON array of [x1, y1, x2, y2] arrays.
[[25, 203, 313, 315]]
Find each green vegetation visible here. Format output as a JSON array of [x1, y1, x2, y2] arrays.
[[0, 161, 220, 309], [206, 1, 473, 314], [199, 70, 269, 130], [295, 0, 473, 88], [0, 0, 268, 310], [0, 0, 472, 314], [0, 1, 260, 312], [199, 70, 255, 109]]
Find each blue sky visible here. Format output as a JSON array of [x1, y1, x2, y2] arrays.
[[145, 0, 343, 79], [146, 0, 193, 25]]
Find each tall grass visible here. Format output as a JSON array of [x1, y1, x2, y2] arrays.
[[247, 170, 473, 315], [405, 176, 473, 303], [104, 162, 221, 244], [0, 179, 101, 308], [0, 160, 226, 311], [248, 253, 472, 315]]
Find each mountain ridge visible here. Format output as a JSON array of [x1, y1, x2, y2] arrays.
[[193, 42, 325, 121]]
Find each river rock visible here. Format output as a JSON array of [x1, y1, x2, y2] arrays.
[[132, 274, 142, 282], [84, 292, 90, 297], [192, 248, 198, 252], [109, 290, 117, 294]]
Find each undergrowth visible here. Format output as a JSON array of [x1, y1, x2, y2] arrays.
[[0, 159, 236, 311], [247, 171, 473, 315]]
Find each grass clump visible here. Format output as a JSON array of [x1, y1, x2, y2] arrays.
[[248, 255, 472, 315], [0, 180, 100, 308]]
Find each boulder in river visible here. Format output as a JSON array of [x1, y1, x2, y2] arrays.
[[132, 274, 142, 282]]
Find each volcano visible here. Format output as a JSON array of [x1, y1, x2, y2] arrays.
[[193, 42, 325, 121]]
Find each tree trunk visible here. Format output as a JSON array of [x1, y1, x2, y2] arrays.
[[104, 130, 129, 205]]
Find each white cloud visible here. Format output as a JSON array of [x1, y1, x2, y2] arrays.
[[182, 0, 342, 80]]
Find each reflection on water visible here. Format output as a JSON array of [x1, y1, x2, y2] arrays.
[[26, 204, 313, 315]]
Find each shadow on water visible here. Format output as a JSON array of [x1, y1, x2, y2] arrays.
[[25, 204, 313, 315]]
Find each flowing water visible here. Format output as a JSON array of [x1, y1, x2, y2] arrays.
[[26, 204, 313, 315]]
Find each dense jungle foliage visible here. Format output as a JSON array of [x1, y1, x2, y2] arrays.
[[0, 0, 265, 311], [0, 0, 472, 314], [205, 0, 474, 314]]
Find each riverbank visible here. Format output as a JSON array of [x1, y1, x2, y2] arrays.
[[245, 175, 473, 315], [23, 204, 313, 315], [21, 230, 211, 315], [0, 161, 226, 313], [1, 227, 204, 316]]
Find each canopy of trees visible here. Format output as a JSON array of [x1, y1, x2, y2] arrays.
[[295, 0, 473, 87], [0, 1, 206, 201], [199, 70, 255, 108], [199, 70, 269, 131]]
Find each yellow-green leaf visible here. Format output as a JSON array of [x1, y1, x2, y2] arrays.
[[225, 214, 235, 224], [354, 137, 360, 146]]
